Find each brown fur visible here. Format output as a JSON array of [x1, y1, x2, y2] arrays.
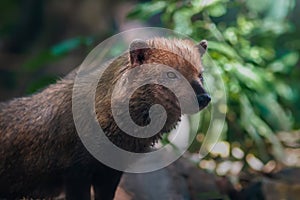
[[94, 38, 205, 152], [0, 37, 209, 199]]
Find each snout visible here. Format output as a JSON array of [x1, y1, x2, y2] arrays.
[[197, 93, 211, 110]]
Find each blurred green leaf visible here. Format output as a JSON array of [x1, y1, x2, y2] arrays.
[[246, 0, 271, 13], [254, 93, 293, 131], [23, 50, 58, 72], [23, 36, 94, 72], [268, 52, 299, 73], [240, 94, 284, 161], [240, 94, 268, 160], [191, 0, 228, 11], [127, 1, 166, 20], [274, 81, 296, 101], [208, 41, 242, 61], [223, 27, 238, 45], [127, 0, 300, 164], [207, 3, 227, 17], [25, 76, 57, 94], [51, 37, 93, 56], [232, 63, 268, 92], [173, 8, 194, 35], [266, 0, 295, 21]]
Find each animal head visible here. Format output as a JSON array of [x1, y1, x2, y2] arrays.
[[94, 37, 212, 151], [128, 37, 211, 117]]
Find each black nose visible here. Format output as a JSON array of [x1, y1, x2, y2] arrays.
[[197, 94, 211, 108]]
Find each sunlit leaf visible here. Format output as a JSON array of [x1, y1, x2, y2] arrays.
[[207, 3, 227, 17], [208, 41, 242, 61], [223, 27, 238, 45], [173, 8, 194, 35], [237, 16, 255, 35], [191, 0, 228, 11], [231, 63, 269, 92], [274, 81, 296, 101]]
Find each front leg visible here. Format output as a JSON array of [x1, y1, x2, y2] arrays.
[[93, 167, 122, 200]]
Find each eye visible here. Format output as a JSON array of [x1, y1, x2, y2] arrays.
[[199, 74, 204, 83], [167, 72, 178, 79]]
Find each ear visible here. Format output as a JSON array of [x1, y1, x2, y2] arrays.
[[196, 40, 208, 57], [129, 39, 150, 66]]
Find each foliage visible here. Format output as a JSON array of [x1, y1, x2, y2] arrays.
[[22, 36, 94, 94], [128, 0, 300, 164], [1, 0, 299, 170]]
